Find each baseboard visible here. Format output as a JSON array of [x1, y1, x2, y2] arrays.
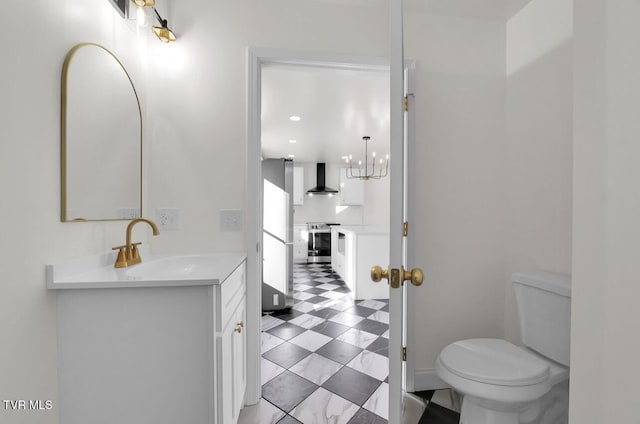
[[413, 369, 450, 392]]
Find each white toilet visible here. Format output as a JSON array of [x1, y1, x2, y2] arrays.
[[435, 271, 571, 424]]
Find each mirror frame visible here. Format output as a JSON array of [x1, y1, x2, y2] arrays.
[[60, 42, 143, 222]]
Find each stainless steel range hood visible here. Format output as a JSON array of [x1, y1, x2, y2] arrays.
[[306, 163, 338, 195]]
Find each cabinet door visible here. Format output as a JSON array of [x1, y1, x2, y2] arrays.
[[218, 299, 246, 424], [339, 168, 364, 206], [293, 166, 305, 205], [232, 300, 246, 418]]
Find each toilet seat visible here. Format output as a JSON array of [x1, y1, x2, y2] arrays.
[[435, 338, 561, 404], [438, 338, 549, 386]]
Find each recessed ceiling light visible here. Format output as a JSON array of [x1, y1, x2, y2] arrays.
[[288, 154, 295, 158], [289, 115, 301, 121], [289, 139, 297, 144]]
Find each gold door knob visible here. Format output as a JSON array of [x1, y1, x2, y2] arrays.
[[402, 266, 424, 286], [234, 321, 244, 333], [371, 265, 389, 283], [371, 266, 402, 289]]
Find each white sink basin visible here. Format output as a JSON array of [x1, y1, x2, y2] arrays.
[[47, 251, 246, 289], [125, 254, 224, 280]]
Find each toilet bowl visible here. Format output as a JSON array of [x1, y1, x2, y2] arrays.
[[435, 272, 571, 424], [436, 338, 569, 424]]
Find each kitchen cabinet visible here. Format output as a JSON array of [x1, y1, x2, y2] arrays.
[[293, 166, 305, 205], [293, 224, 308, 262], [331, 227, 389, 300], [51, 256, 247, 424], [339, 167, 364, 206]]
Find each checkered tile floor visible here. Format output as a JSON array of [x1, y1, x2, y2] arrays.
[[258, 263, 390, 424]]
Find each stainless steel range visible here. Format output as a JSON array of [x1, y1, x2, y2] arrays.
[[307, 222, 340, 263]]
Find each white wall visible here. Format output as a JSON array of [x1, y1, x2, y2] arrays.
[[503, 0, 573, 343], [572, 0, 640, 421], [404, 11, 507, 378], [1, 3, 149, 423]]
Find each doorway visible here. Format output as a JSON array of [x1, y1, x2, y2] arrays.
[[246, 48, 415, 422]]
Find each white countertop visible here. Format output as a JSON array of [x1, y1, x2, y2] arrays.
[[47, 250, 247, 290]]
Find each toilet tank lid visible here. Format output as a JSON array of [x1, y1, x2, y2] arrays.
[[512, 271, 571, 297]]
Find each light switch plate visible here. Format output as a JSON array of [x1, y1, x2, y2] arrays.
[[220, 209, 243, 232]]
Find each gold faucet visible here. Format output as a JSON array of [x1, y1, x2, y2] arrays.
[[112, 218, 160, 268]]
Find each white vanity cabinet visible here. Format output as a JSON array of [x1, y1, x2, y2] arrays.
[[49, 254, 247, 424]]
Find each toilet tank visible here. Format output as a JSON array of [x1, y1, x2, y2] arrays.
[[513, 271, 571, 366]]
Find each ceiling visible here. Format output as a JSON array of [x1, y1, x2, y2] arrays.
[[261, 64, 390, 164]]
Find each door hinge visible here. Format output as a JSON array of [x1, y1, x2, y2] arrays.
[[402, 346, 407, 362], [403, 221, 409, 237], [404, 96, 409, 112]]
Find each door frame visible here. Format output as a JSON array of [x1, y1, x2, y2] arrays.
[[246, 47, 416, 408]]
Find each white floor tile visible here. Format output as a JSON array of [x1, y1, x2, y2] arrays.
[[292, 302, 315, 313], [237, 398, 285, 424], [295, 284, 315, 291], [319, 291, 347, 300], [261, 332, 285, 353], [261, 358, 285, 385], [368, 310, 389, 324], [316, 282, 340, 289], [262, 315, 286, 332], [289, 353, 343, 385], [363, 382, 389, 420], [290, 388, 359, 424], [381, 330, 389, 339], [294, 291, 315, 301], [329, 312, 365, 327], [336, 328, 378, 349], [289, 314, 326, 329], [289, 330, 333, 351], [347, 350, 389, 381], [357, 299, 387, 310]]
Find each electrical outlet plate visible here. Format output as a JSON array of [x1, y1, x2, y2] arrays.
[[156, 208, 179, 230], [220, 209, 243, 232]]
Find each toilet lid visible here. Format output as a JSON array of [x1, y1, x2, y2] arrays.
[[439, 339, 550, 386]]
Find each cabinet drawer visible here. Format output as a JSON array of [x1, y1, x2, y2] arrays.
[[220, 263, 246, 325]]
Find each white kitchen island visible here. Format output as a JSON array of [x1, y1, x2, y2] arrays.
[[47, 251, 247, 424], [331, 226, 389, 300]]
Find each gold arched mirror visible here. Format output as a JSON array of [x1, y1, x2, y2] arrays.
[[61, 43, 142, 222]]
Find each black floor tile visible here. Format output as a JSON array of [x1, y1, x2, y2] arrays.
[[305, 295, 332, 304], [262, 342, 311, 369], [303, 287, 329, 295], [270, 308, 304, 321], [277, 414, 303, 424], [364, 337, 389, 357], [262, 371, 318, 413], [310, 321, 351, 338], [315, 339, 363, 365], [418, 402, 460, 424], [307, 307, 342, 320], [354, 318, 389, 336], [267, 323, 307, 340], [322, 366, 382, 406], [348, 408, 387, 424]]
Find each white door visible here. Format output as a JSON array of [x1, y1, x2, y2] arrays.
[[374, 1, 424, 421]]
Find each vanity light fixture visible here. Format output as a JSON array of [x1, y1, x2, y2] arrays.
[[345, 136, 389, 180], [152, 8, 176, 42]]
